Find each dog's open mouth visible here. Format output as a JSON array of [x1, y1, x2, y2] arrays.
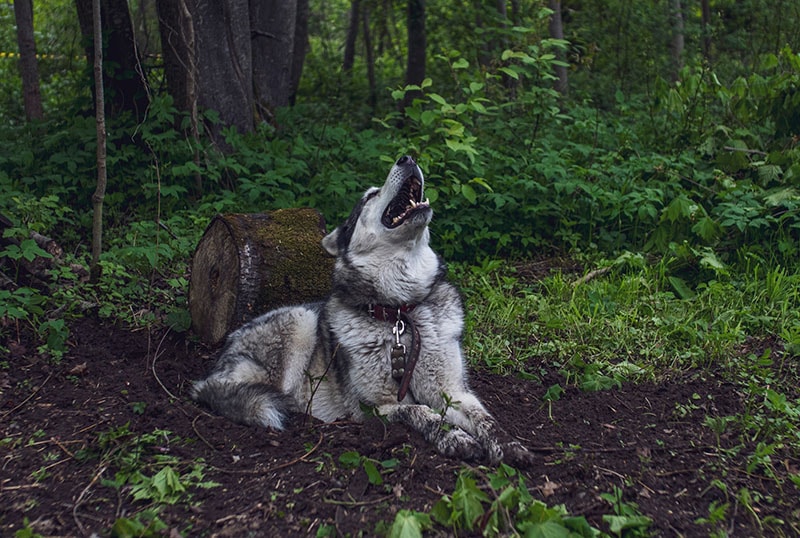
[[381, 176, 430, 228]]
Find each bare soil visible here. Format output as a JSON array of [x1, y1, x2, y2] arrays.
[[1, 303, 798, 536]]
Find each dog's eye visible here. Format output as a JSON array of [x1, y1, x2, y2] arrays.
[[364, 190, 379, 201]]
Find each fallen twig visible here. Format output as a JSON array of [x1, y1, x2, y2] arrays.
[[72, 464, 107, 536], [572, 266, 611, 287], [723, 145, 767, 156], [324, 493, 395, 507], [0, 372, 53, 420], [150, 327, 178, 401]]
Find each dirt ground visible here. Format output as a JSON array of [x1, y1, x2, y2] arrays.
[[1, 311, 798, 537]]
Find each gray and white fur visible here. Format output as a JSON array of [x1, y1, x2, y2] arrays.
[[191, 156, 533, 466]]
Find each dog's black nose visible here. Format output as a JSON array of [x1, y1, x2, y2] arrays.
[[396, 155, 415, 166]]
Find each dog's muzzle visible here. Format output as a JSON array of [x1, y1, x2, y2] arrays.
[[381, 156, 431, 229]]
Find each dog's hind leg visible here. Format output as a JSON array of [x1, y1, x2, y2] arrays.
[[191, 372, 297, 430]]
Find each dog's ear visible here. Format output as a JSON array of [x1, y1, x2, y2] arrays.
[[322, 228, 340, 256]]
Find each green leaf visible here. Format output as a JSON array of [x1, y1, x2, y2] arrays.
[[429, 93, 448, 106], [451, 473, 488, 530], [452, 58, 469, 70], [498, 67, 520, 80], [338, 451, 362, 468], [668, 276, 695, 299], [420, 110, 437, 126], [603, 515, 652, 534], [362, 459, 383, 485], [691, 217, 721, 242], [389, 510, 432, 538], [522, 520, 572, 538], [543, 384, 564, 401], [461, 183, 477, 204]]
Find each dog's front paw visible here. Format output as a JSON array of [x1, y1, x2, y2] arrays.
[[498, 441, 535, 469], [436, 428, 485, 461]]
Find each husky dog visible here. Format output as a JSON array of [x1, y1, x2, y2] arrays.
[[192, 156, 533, 466]]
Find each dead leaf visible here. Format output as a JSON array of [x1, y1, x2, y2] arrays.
[[68, 362, 88, 376], [540, 479, 559, 497]]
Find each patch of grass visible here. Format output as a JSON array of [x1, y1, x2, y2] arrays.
[[460, 254, 799, 383], [456, 255, 800, 534]]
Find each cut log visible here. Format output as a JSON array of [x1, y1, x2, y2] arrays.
[[189, 208, 334, 344]]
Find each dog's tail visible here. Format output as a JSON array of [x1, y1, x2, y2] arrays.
[[190, 380, 295, 430]]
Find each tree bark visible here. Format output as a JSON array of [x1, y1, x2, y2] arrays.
[[194, 0, 253, 144], [548, 0, 568, 96], [156, 0, 201, 192], [343, 0, 361, 73], [289, 0, 309, 105], [189, 209, 334, 344], [90, 0, 108, 282], [251, 0, 297, 120], [402, 0, 425, 109], [75, 0, 150, 120], [156, 0, 196, 114], [363, 3, 377, 109], [14, 0, 44, 121], [670, 0, 685, 82], [700, 0, 712, 63]]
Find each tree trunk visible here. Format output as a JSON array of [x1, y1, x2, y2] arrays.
[[548, 0, 568, 96], [189, 209, 334, 344], [75, 0, 150, 120], [289, 0, 309, 105], [193, 0, 253, 145], [670, 0, 685, 82], [90, 0, 108, 282], [343, 0, 360, 73], [402, 0, 425, 109], [14, 0, 44, 121], [251, 0, 297, 121], [156, 0, 201, 192], [156, 0, 196, 114], [363, 3, 377, 109], [700, 0, 712, 63]]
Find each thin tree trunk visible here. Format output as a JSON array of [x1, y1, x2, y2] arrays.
[[670, 0, 685, 82], [156, 0, 201, 193], [700, 0, 712, 63], [402, 0, 425, 109], [91, 0, 108, 282], [362, 3, 376, 109], [289, 0, 309, 104], [548, 0, 568, 96], [14, 0, 43, 121], [75, 0, 150, 120], [509, 0, 520, 24], [343, 0, 360, 72]]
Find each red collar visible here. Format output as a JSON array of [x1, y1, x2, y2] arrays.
[[367, 304, 416, 323]]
